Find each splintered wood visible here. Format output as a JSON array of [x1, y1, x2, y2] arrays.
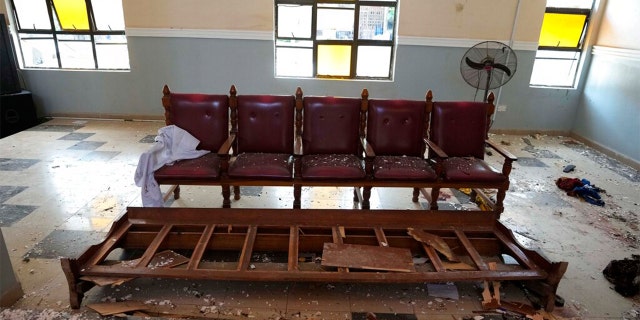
[[407, 227, 459, 262], [321, 243, 415, 272]]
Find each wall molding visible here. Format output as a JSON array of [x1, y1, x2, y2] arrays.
[[592, 45, 640, 61], [125, 28, 538, 50]]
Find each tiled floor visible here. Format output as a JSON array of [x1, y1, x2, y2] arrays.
[[0, 118, 639, 319]]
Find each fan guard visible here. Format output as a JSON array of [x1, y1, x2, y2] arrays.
[[460, 41, 517, 102]]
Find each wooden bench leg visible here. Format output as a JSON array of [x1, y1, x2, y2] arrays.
[[222, 185, 231, 208], [61, 258, 93, 309], [430, 187, 440, 210], [412, 188, 420, 202], [293, 185, 301, 209], [173, 185, 181, 200], [233, 186, 241, 200], [361, 187, 371, 210]]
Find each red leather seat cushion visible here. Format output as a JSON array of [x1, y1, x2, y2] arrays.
[[229, 153, 293, 179], [300, 154, 365, 180], [373, 156, 437, 181], [154, 153, 220, 180], [442, 157, 505, 183]]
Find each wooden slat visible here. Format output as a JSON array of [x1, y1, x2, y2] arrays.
[[423, 244, 445, 272], [494, 227, 539, 272], [374, 227, 388, 247], [135, 224, 173, 268], [187, 224, 215, 270], [454, 229, 488, 271], [332, 226, 348, 273], [87, 221, 133, 266], [288, 226, 299, 271], [237, 226, 258, 271]]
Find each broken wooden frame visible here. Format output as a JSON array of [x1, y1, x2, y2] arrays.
[[61, 207, 567, 312]]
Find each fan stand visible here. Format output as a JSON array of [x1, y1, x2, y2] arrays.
[[483, 67, 492, 103]]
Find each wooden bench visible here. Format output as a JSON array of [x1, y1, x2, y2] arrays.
[[155, 85, 516, 215], [61, 207, 567, 312]]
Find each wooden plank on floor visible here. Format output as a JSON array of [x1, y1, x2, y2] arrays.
[[237, 225, 257, 271], [321, 243, 415, 272], [288, 226, 299, 271], [187, 224, 215, 270]]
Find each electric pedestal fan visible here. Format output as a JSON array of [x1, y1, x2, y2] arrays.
[[460, 41, 517, 102]]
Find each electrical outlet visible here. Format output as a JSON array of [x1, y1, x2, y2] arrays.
[[497, 105, 507, 112]]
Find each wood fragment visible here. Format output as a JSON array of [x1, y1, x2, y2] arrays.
[[321, 243, 415, 272], [442, 261, 476, 270], [80, 276, 133, 287], [87, 301, 148, 316], [407, 228, 459, 262]]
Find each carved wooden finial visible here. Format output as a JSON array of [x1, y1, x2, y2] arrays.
[[426, 89, 433, 102], [230, 84, 237, 96], [162, 84, 170, 96], [361, 88, 369, 100], [296, 87, 303, 99], [487, 91, 495, 104]]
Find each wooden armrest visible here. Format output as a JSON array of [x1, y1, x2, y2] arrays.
[[486, 140, 517, 161], [294, 135, 303, 156], [424, 138, 448, 158], [360, 137, 375, 158], [218, 133, 235, 157]]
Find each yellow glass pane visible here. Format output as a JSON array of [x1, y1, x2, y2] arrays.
[[53, 0, 89, 30], [538, 13, 587, 48], [317, 45, 351, 77]]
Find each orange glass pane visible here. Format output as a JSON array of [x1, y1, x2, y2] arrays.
[[538, 12, 586, 48], [317, 45, 351, 77], [53, 0, 90, 30]]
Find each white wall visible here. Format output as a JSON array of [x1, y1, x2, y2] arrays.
[[573, 0, 640, 166]]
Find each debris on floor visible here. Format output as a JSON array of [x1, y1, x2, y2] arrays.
[[427, 283, 459, 300], [603, 254, 640, 297], [86, 301, 148, 316]]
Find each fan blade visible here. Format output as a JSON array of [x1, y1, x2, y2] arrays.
[[491, 63, 512, 76], [465, 57, 485, 70]]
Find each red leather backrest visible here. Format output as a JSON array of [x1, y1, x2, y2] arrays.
[[302, 96, 361, 154], [367, 99, 426, 157], [169, 93, 229, 151], [236, 95, 295, 154], [430, 101, 490, 159]]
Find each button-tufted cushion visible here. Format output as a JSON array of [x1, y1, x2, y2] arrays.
[[441, 157, 505, 182], [236, 95, 295, 154], [430, 101, 490, 159], [169, 93, 229, 152], [154, 153, 221, 180], [367, 99, 426, 156], [373, 156, 437, 181], [302, 96, 361, 155], [229, 153, 293, 179], [300, 154, 365, 179]]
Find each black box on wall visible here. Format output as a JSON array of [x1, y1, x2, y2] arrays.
[[1, 91, 38, 138]]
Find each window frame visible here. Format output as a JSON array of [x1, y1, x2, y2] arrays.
[[530, 6, 592, 88], [274, 0, 398, 80], [8, 0, 128, 70]]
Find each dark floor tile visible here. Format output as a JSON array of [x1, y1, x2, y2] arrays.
[[0, 185, 28, 203], [79, 151, 120, 161], [67, 141, 106, 150], [240, 186, 263, 197], [58, 132, 95, 141], [515, 157, 548, 167], [0, 204, 38, 226], [139, 135, 157, 143], [24, 229, 106, 259], [0, 158, 40, 171], [352, 312, 417, 320], [28, 124, 83, 132]]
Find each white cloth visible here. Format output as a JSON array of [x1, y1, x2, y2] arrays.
[[134, 125, 210, 207]]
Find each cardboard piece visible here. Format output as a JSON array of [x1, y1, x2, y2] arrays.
[[407, 228, 459, 262]]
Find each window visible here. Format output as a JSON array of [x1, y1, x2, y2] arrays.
[[275, 0, 397, 80], [9, 0, 129, 70], [530, 0, 593, 88]]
